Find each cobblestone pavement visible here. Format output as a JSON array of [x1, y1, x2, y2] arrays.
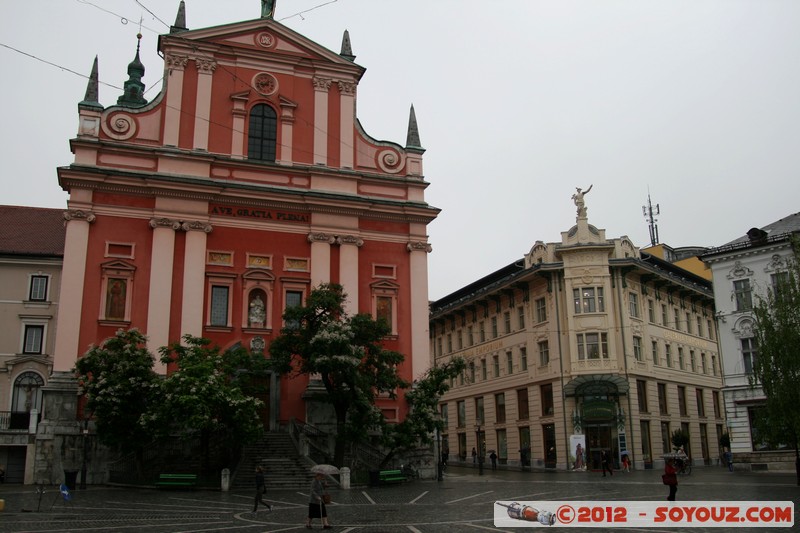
[[0, 465, 796, 532]]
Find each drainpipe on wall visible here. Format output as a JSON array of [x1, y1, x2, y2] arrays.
[[615, 267, 637, 469], [553, 272, 569, 471]]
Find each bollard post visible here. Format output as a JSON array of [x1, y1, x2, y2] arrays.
[[221, 468, 230, 492]]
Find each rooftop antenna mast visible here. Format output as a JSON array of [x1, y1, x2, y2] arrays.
[[642, 191, 660, 246]]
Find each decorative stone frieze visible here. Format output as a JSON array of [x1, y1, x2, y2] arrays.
[[63, 209, 96, 223], [307, 232, 336, 244], [336, 235, 364, 247], [726, 260, 753, 280], [181, 221, 213, 233], [165, 54, 189, 70], [406, 241, 432, 253], [337, 81, 356, 96], [312, 77, 332, 92], [255, 32, 276, 48], [195, 58, 217, 74], [102, 113, 137, 141], [149, 217, 182, 230], [376, 149, 405, 174]]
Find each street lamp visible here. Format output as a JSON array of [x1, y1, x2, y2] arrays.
[[80, 418, 89, 489], [475, 424, 483, 476]]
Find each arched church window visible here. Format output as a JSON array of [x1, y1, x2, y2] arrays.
[[247, 104, 277, 162]]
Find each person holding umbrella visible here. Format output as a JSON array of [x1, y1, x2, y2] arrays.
[[307, 465, 336, 529], [621, 451, 631, 472]]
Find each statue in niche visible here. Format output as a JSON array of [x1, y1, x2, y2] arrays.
[[106, 278, 127, 320], [572, 184, 593, 218], [249, 293, 266, 327]]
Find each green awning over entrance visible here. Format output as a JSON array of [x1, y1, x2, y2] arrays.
[[563, 374, 629, 397]]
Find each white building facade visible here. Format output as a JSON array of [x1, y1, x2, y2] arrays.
[[702, 213, 800, 470]]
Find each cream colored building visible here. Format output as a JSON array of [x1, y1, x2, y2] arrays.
[[0, 205, 64, 483], [431, 199, 725, 471]]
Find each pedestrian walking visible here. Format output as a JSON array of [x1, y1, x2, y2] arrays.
[[472, 447, 477, 466], [724, 450, 733, 472], [601, 450, 613, 477], [663, 458, 678, 501], [621, 453, 631, 472], [306, 472, 332, 529], [253, 466, 272, 512], [489, 450, 498, 470]]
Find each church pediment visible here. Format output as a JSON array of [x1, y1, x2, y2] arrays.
[[160, 19, 364, 75]]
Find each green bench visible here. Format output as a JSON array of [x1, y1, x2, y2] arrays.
[[155, 473, 197, 488], [378, 469, 406, 484]]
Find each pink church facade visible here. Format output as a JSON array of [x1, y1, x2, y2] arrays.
[[51, 4, 438, 436]]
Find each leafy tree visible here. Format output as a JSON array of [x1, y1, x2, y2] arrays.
[[269, 283, 408, 467], [671, 429, 689, 453], [382, 357, 466, 466], [147, 335, 267, 470], [74, 328, 160, 454], [751, 237, 800, 484]]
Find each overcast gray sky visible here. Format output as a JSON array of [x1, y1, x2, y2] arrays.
[[2, 0, 799, 300]]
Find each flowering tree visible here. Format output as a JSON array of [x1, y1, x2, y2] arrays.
[[74, 328, 160, 454], [382, 357, 466, 465], [269, 283, 407, 466], [147, 335, 267, 469]]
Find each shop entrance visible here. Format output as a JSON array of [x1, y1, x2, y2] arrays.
[[586, 424, 616, 470]]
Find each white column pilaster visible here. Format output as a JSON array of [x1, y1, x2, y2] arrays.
[[308, 232, 335, 288], [53, 209, 96, 372], [337, 235, 363, 315], [408, 240, 433, 379], [338, 81, 355, 169], [312, 77, 331, 165], [146, 218, 181, 373], [193, 58, 217, 151], [180, 221, 212, 339], [163, 54, 188, 147]]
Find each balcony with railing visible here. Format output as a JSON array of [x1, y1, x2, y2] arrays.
[[0, 410, 40, 432]]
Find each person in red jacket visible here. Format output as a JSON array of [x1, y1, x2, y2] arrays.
[[664, 458, 678, 501]]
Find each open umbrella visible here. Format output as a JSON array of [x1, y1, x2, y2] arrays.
[[620, 450, 630, 456], [310, 464, 340, 475]]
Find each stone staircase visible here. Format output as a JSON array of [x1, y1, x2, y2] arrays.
[[233, 431, 314, 490]]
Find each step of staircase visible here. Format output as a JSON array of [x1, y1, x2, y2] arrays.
[[234, 432, 315, 490]]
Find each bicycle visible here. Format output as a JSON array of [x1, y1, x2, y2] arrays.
[[675, 457, 692, 475]]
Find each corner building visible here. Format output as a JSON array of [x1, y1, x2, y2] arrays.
[[701, 212, 800, 470], [431, 203, 724, 471], [47, 2, 437, 450]]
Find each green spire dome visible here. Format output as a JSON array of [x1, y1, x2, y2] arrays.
[[117, 33, 147, 107]]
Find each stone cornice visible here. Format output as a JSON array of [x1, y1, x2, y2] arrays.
[[59, 172, 439, 226]]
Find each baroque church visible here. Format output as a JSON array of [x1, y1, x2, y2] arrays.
[[31, 1, 437, 483]]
